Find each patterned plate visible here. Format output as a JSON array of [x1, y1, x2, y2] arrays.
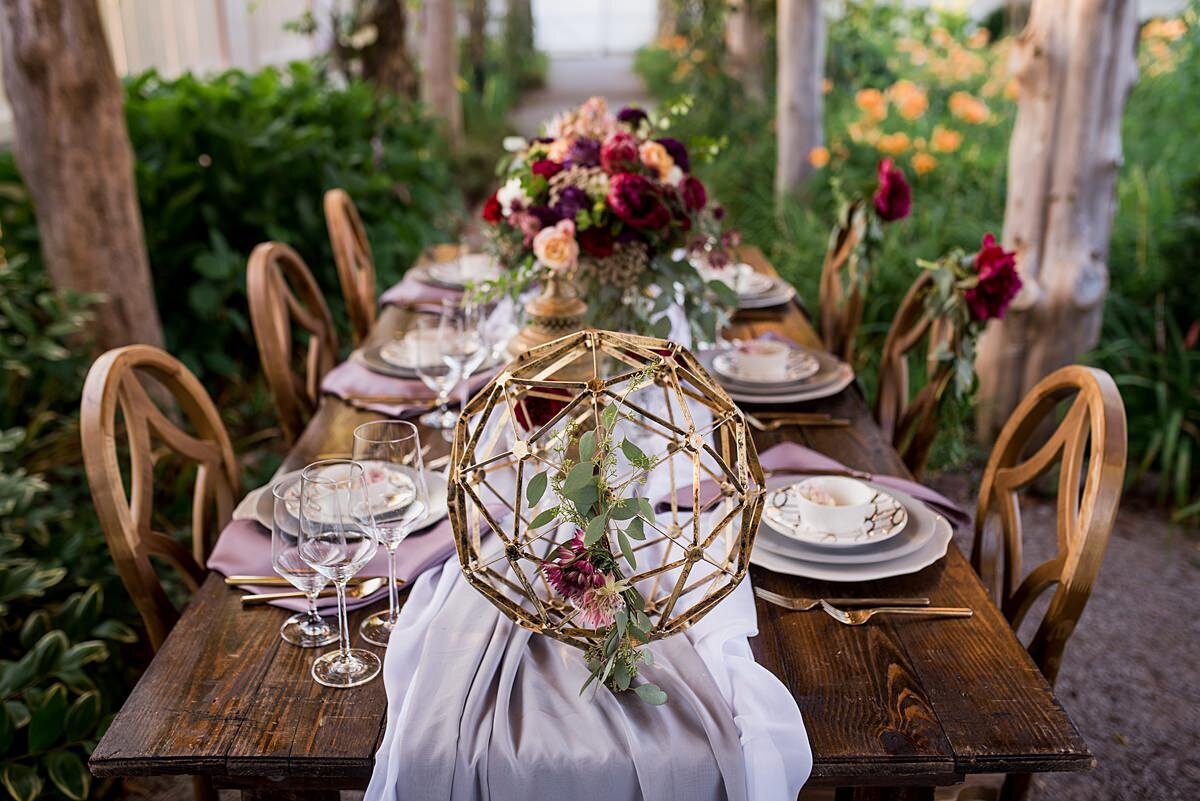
[[762, 483, 908, 548], [712, 347, 821, 385]]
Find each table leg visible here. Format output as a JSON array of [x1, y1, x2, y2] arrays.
[[240, 789, 339, 801], [834, 787, 935, 801]]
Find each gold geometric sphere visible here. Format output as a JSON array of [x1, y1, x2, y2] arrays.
[[447, 329, 765, 650]]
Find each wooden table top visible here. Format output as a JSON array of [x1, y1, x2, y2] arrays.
[[90, 246, 1090, 794]]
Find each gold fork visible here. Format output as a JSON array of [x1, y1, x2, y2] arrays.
[[754, 586, 929, 612], [818, 599, 973, 625]]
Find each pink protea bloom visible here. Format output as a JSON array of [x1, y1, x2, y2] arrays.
[[575, 575, 628, 629], [542, 533, 605, 600]]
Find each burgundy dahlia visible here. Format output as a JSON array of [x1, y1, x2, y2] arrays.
[[680, 175, 707, 212], [656, 137, 690, 172], [873, 158, 911, 222], [600, 132, 640, 174], [531, 159, 562, 179], [964, 233, 1021, 321], [579, 225, 616, 258], [543, 534, 606, 600], [565, 137, 601, 168], [617, 106, 649, 127], [607, 173, 671, 231]]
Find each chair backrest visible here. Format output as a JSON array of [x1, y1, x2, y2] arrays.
[[972, 365, 1126, 685], [818, 200, 867, 364], [324, 188, 377, 345], [247, 241, 338, 445], [81, 345, 240, 651], [875, 271, 959, 479]]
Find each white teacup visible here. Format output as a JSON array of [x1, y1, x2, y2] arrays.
[[734, 340, 790, 381], [791, 477, 876, 535]]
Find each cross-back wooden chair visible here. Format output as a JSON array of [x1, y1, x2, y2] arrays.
[[875, 271, 959, 479], [324, 188, 377, 345], [81, 345, 239, 653], [964, 365, 1126, 801], [818, 200, 867, 364], [247, 241, 338, 446]]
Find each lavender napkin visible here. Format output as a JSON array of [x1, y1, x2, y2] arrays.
[[669, 441, 970, 529], [320, 360, 498, 418], [379, 272, 463, 309], [206, 517, 456, 612]]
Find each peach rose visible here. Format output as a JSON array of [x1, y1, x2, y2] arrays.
[[638, 141, 675, 181], [533, 219, 579, 273]]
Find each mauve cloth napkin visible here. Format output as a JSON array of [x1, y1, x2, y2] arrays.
[[673, 441, 969, 529], [379, 272, 463, 309], [205, 517, 456, 612], [320, 360, 498, 418]]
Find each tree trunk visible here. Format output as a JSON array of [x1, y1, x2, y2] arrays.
[[0, 0, 163, 351], [359, 0, 418, 99], [726, 0, 767, 102], [975, 0, 1137, 437], [419, 0, 463, 149], [656, 0, 678, 40], [467, 0, 487, 93], [775, 0, 825, 201]]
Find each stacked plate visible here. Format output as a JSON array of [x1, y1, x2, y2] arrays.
[[353, 332, 504, 379], [409, 252, 502, 289], [750, 475, 953, 581], [701, 262, 796, 309], [699, 343, 855, 404]]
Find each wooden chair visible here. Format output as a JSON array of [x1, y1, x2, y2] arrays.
[[324, 188, 377, 345], [875, 271, 959, 479], [818, 200, 867, 364], [80, 345, 235, 801], [247, 241, 338, 446], [965, 364, 1127, 801]]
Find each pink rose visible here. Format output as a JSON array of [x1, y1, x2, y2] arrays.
[[510, 211, 543, 246], [600, 132, 640, 174], [532, 219, 580, 273], [964, 233, 1021, 321], [873, 158, 912, 222]]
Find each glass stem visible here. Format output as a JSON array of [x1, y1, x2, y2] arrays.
[[334, 581, 351, 661], [386, 543, 400, 624], [306, 588, 321, 623]]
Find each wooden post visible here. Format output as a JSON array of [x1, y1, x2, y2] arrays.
[[775, 0, 825, 201], [419, 0, 463, 149], [359, 0, 418, 99], [656, 0, 678, 40], [726, 0, 766, 102], [975, 0, 1137, 437], [0, 0, 163, 351]]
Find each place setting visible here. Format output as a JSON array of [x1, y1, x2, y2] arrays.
[[700, 335, 855, 405], [698, 260, 798, 309], [380, 246, 503, 309]]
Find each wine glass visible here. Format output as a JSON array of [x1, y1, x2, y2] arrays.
[[413, 304, 475, 429], [353, 421, 430, 646], [296, 460, 381, 688], [271, 481, 339, 648]]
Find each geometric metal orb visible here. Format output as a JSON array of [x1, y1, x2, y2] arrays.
[[448, 329, 765, 650]]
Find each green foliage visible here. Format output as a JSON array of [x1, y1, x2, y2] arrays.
[[0, 248, 144, 800]]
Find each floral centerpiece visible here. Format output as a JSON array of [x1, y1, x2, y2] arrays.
[[920, 232, 1022, 394], [480, 96, 738, 343]]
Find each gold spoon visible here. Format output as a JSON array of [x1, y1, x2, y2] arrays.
[[239, 576, 396, 606]]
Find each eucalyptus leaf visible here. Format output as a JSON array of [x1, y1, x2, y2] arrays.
[[634, 683, 668, 705], [583, 514, 608, 546], [578, 430, 597, 462], [562, 462, 595, 495], [626, 516, 646, 540], [617, 530, 637, 569], [528, 507, 559, 528], [525, 471, 548, 506]]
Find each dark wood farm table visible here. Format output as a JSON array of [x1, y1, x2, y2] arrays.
[[90, 247, 1090, 799]]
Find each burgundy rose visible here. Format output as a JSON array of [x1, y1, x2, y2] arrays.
[[578, 226, 616, 258], [600, 132, 640, 174], [656, 137, 690, 172], [481, 192, 502, 223], [554, 186, 589, 220], [873, 158, 911, 222], [617, 106, 649, 127], [680, 176, 707, 211], [964, 233, 1021, 321], [531, 159, 562, 179], [565, 137, 600, 168], [607, 173, 671, 231]]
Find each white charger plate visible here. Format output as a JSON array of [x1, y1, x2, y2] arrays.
[[254, 466, 449, 531], [738, 281, 797, 309], [749, 485, 952, 581], [426, 253, 501, 288], [726, 362, 855, 404]]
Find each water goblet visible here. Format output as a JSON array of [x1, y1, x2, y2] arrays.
[[353, 421, 430, 646], [297, 460, 381, 688], [271, 481, 340, 648]]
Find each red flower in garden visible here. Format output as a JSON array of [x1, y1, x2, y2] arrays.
[[481, 192, 502, 223], [607, 173, 671, 231], [964, 233, 1021, 321], [531, 159, 562, 179], [680, 176, 707, 212], [873, 158, 911, 222], [600, 132, 640, 174], [578, 226, 616, 258]]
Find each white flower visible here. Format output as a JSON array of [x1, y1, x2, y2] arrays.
[[502, 136, 528, 152], [497, 177, 531, 216], [665, 166, 685, 187]]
